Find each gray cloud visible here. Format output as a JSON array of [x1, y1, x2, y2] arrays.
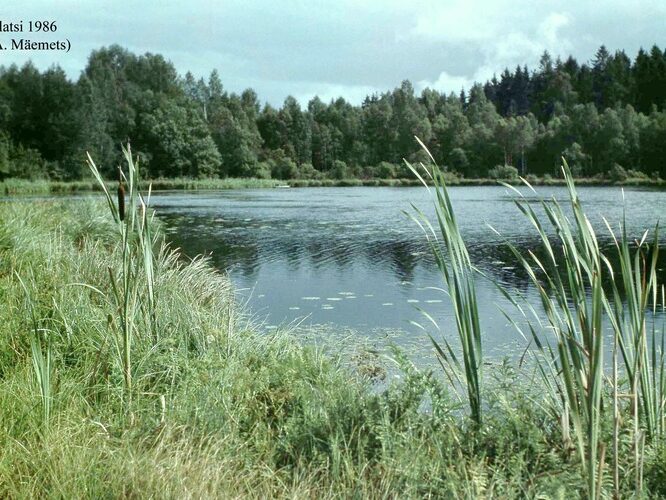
[[1, 0, 664, 105]]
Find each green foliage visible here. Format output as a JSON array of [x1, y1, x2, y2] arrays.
[[608, 162, 629, 182], [86, 145, 159, 399], [490, 162, 664, 498], [447, 147, 469, 173], [488, 164, 519, 179], [0, 168, 665, 496], [241, 161, 272, 179], [139, 97, 221, 178], [375, 161, 399, 179], [269, 155, 299, 180], [1, 43, 666, 182], [329, 160, 349, 180], [563, 142, 587, 176], [297, 162, 323, 179], [407, 141, 484, 425]]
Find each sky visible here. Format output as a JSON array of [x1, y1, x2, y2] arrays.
[[1, 0, 665, 106]]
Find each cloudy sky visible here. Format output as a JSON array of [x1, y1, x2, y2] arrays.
[[1, 1, 664, 105]]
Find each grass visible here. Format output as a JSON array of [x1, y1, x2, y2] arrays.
[[403, 139, 665, 498], [0, 146, 664, 497], [2, 172, 664, 195], [494, 162, 610, 498], [407, 140, 484, 426], [492, 164, 664, 498]]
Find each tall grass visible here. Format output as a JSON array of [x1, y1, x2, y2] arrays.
[[406, 138, 484, 426], [17, 272, 52, 432], [407, 143, 664, 497], [85, 145, 157, 400], [605, 212, 662, 439], [486, 162, 662, 498], [494, 162, 607, 498]]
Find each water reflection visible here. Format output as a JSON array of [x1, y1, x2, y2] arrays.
[[152, 186, 665, 354], [160, 213, 665, 294]]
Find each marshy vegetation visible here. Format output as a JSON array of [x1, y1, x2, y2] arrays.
[[2, 171, 664, 197], [0, 145, 665, 498]]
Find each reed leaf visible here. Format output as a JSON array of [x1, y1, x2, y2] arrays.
[[406, 139, 483, 425]]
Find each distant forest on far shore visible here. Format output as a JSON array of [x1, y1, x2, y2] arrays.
[[1, 44, 665, 182]]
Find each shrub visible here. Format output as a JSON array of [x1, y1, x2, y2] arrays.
[[297, 162, 323, 180], [271, 157, 299, 180], [447, 148, 469, 174], [241, 161, 272, 179], [488, 164, 519, 180], [329, 160, 349, 180], [607, 163, 628, 182], [376, 161, 398, 179], [626, 168, 649, 180]]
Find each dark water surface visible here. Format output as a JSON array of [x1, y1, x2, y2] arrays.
[[152, 186, 665, 357]]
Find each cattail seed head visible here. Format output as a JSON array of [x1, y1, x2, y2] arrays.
[[117, 182, 125, 221]]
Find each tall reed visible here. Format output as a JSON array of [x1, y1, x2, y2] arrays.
[[604, 212, 662, 439], [85, 145, 157, 401], [406, 138, 484, 425], [496, 162, 607, 498]]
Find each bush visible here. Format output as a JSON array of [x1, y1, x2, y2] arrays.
[[297, 162, 323, 180], [488, 164, 519, 180], [447, 148, 469, 174], [626, 168, 649, 180], [376, 162, 398, 179], [271, 157, 299, 180], [608, 163, 628, 182], [241, 161, 272, 179], [329, 160, 349, 180], [407, 149, 431, 166], [563, 142, 587, 177]]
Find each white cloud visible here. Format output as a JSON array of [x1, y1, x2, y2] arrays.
[[541, 12, 571, 47], [416, 71, 472, 95], [0, 0, 663, 105], [409, 0, 502, 42], [294, 83, 382, 106], [415, 8, 573, 93]]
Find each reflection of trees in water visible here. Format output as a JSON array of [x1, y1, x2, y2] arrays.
[[159, 213, 665, 298], [160, 215, 261, 278], [388, 241, 419, 283], [477, 236, 666, 303]]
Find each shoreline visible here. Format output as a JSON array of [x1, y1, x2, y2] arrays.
[[0, 185, 664, 496], [2, 175, 664, 195]]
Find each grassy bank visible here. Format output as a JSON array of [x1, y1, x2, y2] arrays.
[[0, 177, 285, 195], [2, 173, 664, 195], [1, 151, 665, 497]]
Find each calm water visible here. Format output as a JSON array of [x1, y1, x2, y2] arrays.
[[152, 186, 665, 357]]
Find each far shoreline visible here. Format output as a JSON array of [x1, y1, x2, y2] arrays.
[[1, 175, 664, 196]]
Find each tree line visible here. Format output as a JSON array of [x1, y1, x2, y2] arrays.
[[0, 44, 665, 182]]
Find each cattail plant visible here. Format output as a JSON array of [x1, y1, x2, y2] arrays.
[[604, 212, 662, 439], [117, 167, 125, 222], [86, 144, 157, 402]]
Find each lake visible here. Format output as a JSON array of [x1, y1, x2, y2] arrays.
[[152, 185, 665, 359]]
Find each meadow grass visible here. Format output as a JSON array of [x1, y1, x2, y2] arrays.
[[2, 172, 663, 196], [0, 148, 664, 498]]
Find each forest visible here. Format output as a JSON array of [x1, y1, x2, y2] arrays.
[[0, 43, 665, 182]]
